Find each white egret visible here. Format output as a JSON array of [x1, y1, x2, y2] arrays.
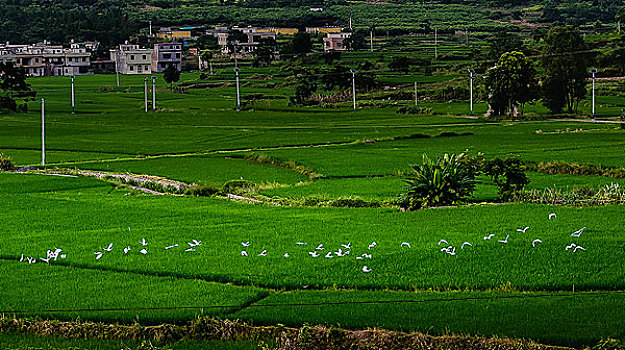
[[437, 239, 448, 246], [549, 213, 557, 220], [362, 265, 372, 273], [573, 246, 586, 252], [309, 251, 320, 258], [123, 247, 131, 254], [483, 234, 495, 240], [565, 243, 577, 251], [517, 227, 530, 234], [241, 251, 248, 256], [185, 248, 196, 252], [315, 244, 324, 251], [532, 239, 542, 247], [139, 249, 148, 255], [139, 238, 148, 246], [341, 242, 351, 250], [368, 242, 377, 250], [241, 241, 250, 247], [94, 252, 103, 260], [460, 242, 472, 249], [325, 252, 333, 258], [283, 253, 290, 258], [498, 235, 510, 244], [571, 227, 586, 238], [165, 244, 178, 250], [258, 250, 267, 257], [401, 242, 411, 248], [102, 243, 113, 252]]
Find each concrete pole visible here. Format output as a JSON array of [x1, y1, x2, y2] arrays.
[[152, 76, 157, 111], [370, 29, 374, 52], [235, 68, 241, 111], [351, 69, 357, 112], [41, 98, 45, 167], [414, 81, 418, 106], [434, 28, 438, 59], [115, 61, 120, 87], [468, 69, 475, 117], [71, 75, 75, 114], [590, 68, 597, 121], [144, 77, 148, 112]]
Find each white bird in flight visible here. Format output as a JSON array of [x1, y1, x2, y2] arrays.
[[241, 241, 250, 247], [315, 244, 324, 251], [565, 243, 577, 251], [188, 240, 201, 247], [94, 252, 103, 260], [165, 244, 178, 250], [341, 242, 351, 249], [40, 257, 50, 264], [573, 246, 586, 252], [362, 265, 372, 273], [139, 238, 148, 246], [139, 249, 148, 255], [102, 243, 114, 252], [309, 251, 320, 258], [532, 239, 542, 247], [483, 234, 495, 240], [325, 252, 333, 258], [283, 253, 290, 258], [335, 248, 344, 257], [123, 246, 131, 254], [498, 235, 510, 244], [549, 213, 557, 220], [401, 242, 411, 248], [571, 227, 586, 238], [460, 242, 472, 249], [368, 242, 377, 250], [241, 250, 248, 256], [258, 250, 267, 257], [296, 242, 308, 246], [517, 226, 530, 234], [438, 239, 448, 246], [185, 248, 196, 253]]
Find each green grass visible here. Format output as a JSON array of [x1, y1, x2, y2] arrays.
[[233, 289, 625, 346], [74, 154, 307, 186], [0, 333, 262, 350]]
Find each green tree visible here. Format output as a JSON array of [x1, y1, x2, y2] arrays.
[[290, 70, 317, 105], [196, 35, 219, 51], [487, 32, 523, 61], [0, 62, 35, 112], [253, 38, 278, 68], [483, 156, 530, 201], [343, 30, 367, 51], [486, 51, 538, 117], [290, 32, 313, 57], [162, 65, 181, 91], [541, 26, 590, 114], [388, 56, 411, 74]]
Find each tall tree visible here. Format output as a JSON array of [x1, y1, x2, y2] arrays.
[[486, 51, 538, 117], [541, 26, 591, 114], [0, 63, 35, 112], [162, 65, 181, 91], [487, 32, 523, 61]]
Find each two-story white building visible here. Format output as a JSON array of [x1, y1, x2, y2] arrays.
[[110, 43, 153, 75]]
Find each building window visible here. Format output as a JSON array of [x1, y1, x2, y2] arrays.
[[129, 65, 134, 71], [142, 55, 147, 60], [130, 55, 135, 60], [163, 53, 171, 59], [175, 53, 180, 58], [145, 65, 149, 71]]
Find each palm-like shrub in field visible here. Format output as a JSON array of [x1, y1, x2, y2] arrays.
[[403, 153, 477, 210], [0, 153, 14, 171]]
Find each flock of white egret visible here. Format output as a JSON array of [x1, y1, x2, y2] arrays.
[[17, 213, 587, 272]]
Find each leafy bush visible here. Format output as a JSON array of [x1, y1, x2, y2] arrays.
[[396, 105, 434, 115], [223, 179, 255, 194], [185, 183, 221, 197], [329, 196, 379, 208], [0, 153, 15, 171], [483, 156, 530, 201], [403, 153, 477, 210]]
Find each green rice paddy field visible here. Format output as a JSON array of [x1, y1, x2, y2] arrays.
[[0, 74, 624, 347]]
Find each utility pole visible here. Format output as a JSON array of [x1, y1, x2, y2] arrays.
[[590, 68, 597, 121], [149, 21, 153, 37], [434, 28, 438, 59], [151, 76, 157, 111], [70, 75, 75, 114], [414, 81, 418, 106], [115, 59, 120, 87], [41, 98, 45, 167], [235, 68, 241, 111], [349, 16, 353, 31], [351, 68, 357, 112], [370, 28, 374, 52], [468, 69, 475, 117], [144, 77, 148, 112]]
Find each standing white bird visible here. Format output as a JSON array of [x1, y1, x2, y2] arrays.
[[283, 253, 290, 258], [139, 249, 148, 255], [573, 246, 586, 252], [549, 213, 557, 220], [483, 234, 495, 240], [532, 239, 543, 247], [94, 252, 103, 260], [460, 242, 472, 249], [438, 239, 448, 246], [309, 251, 320, 258], [325, 252, 333, 258], [258, 250, 267, 257], [368, 242, 377, 250], [571, 227, 586, 238], [315, 244, 324, 251], [241, 251, 248, 257], [241, 241, 250, 247], [498, 235, 510, 244], [139, 238, 148, 246], [341, 242, 351, 250], [401, 242, 411, 248], [123, 246, 131, 254], [362, 265, 372, 273], [102, 243, 114, 252], [517, 226, 530, 234], [565, 243, 577, 251]]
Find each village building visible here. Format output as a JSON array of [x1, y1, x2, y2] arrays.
[[110, 43, 153, 75], [323, 32, 352, 51], [152, 43, 183, 72]]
